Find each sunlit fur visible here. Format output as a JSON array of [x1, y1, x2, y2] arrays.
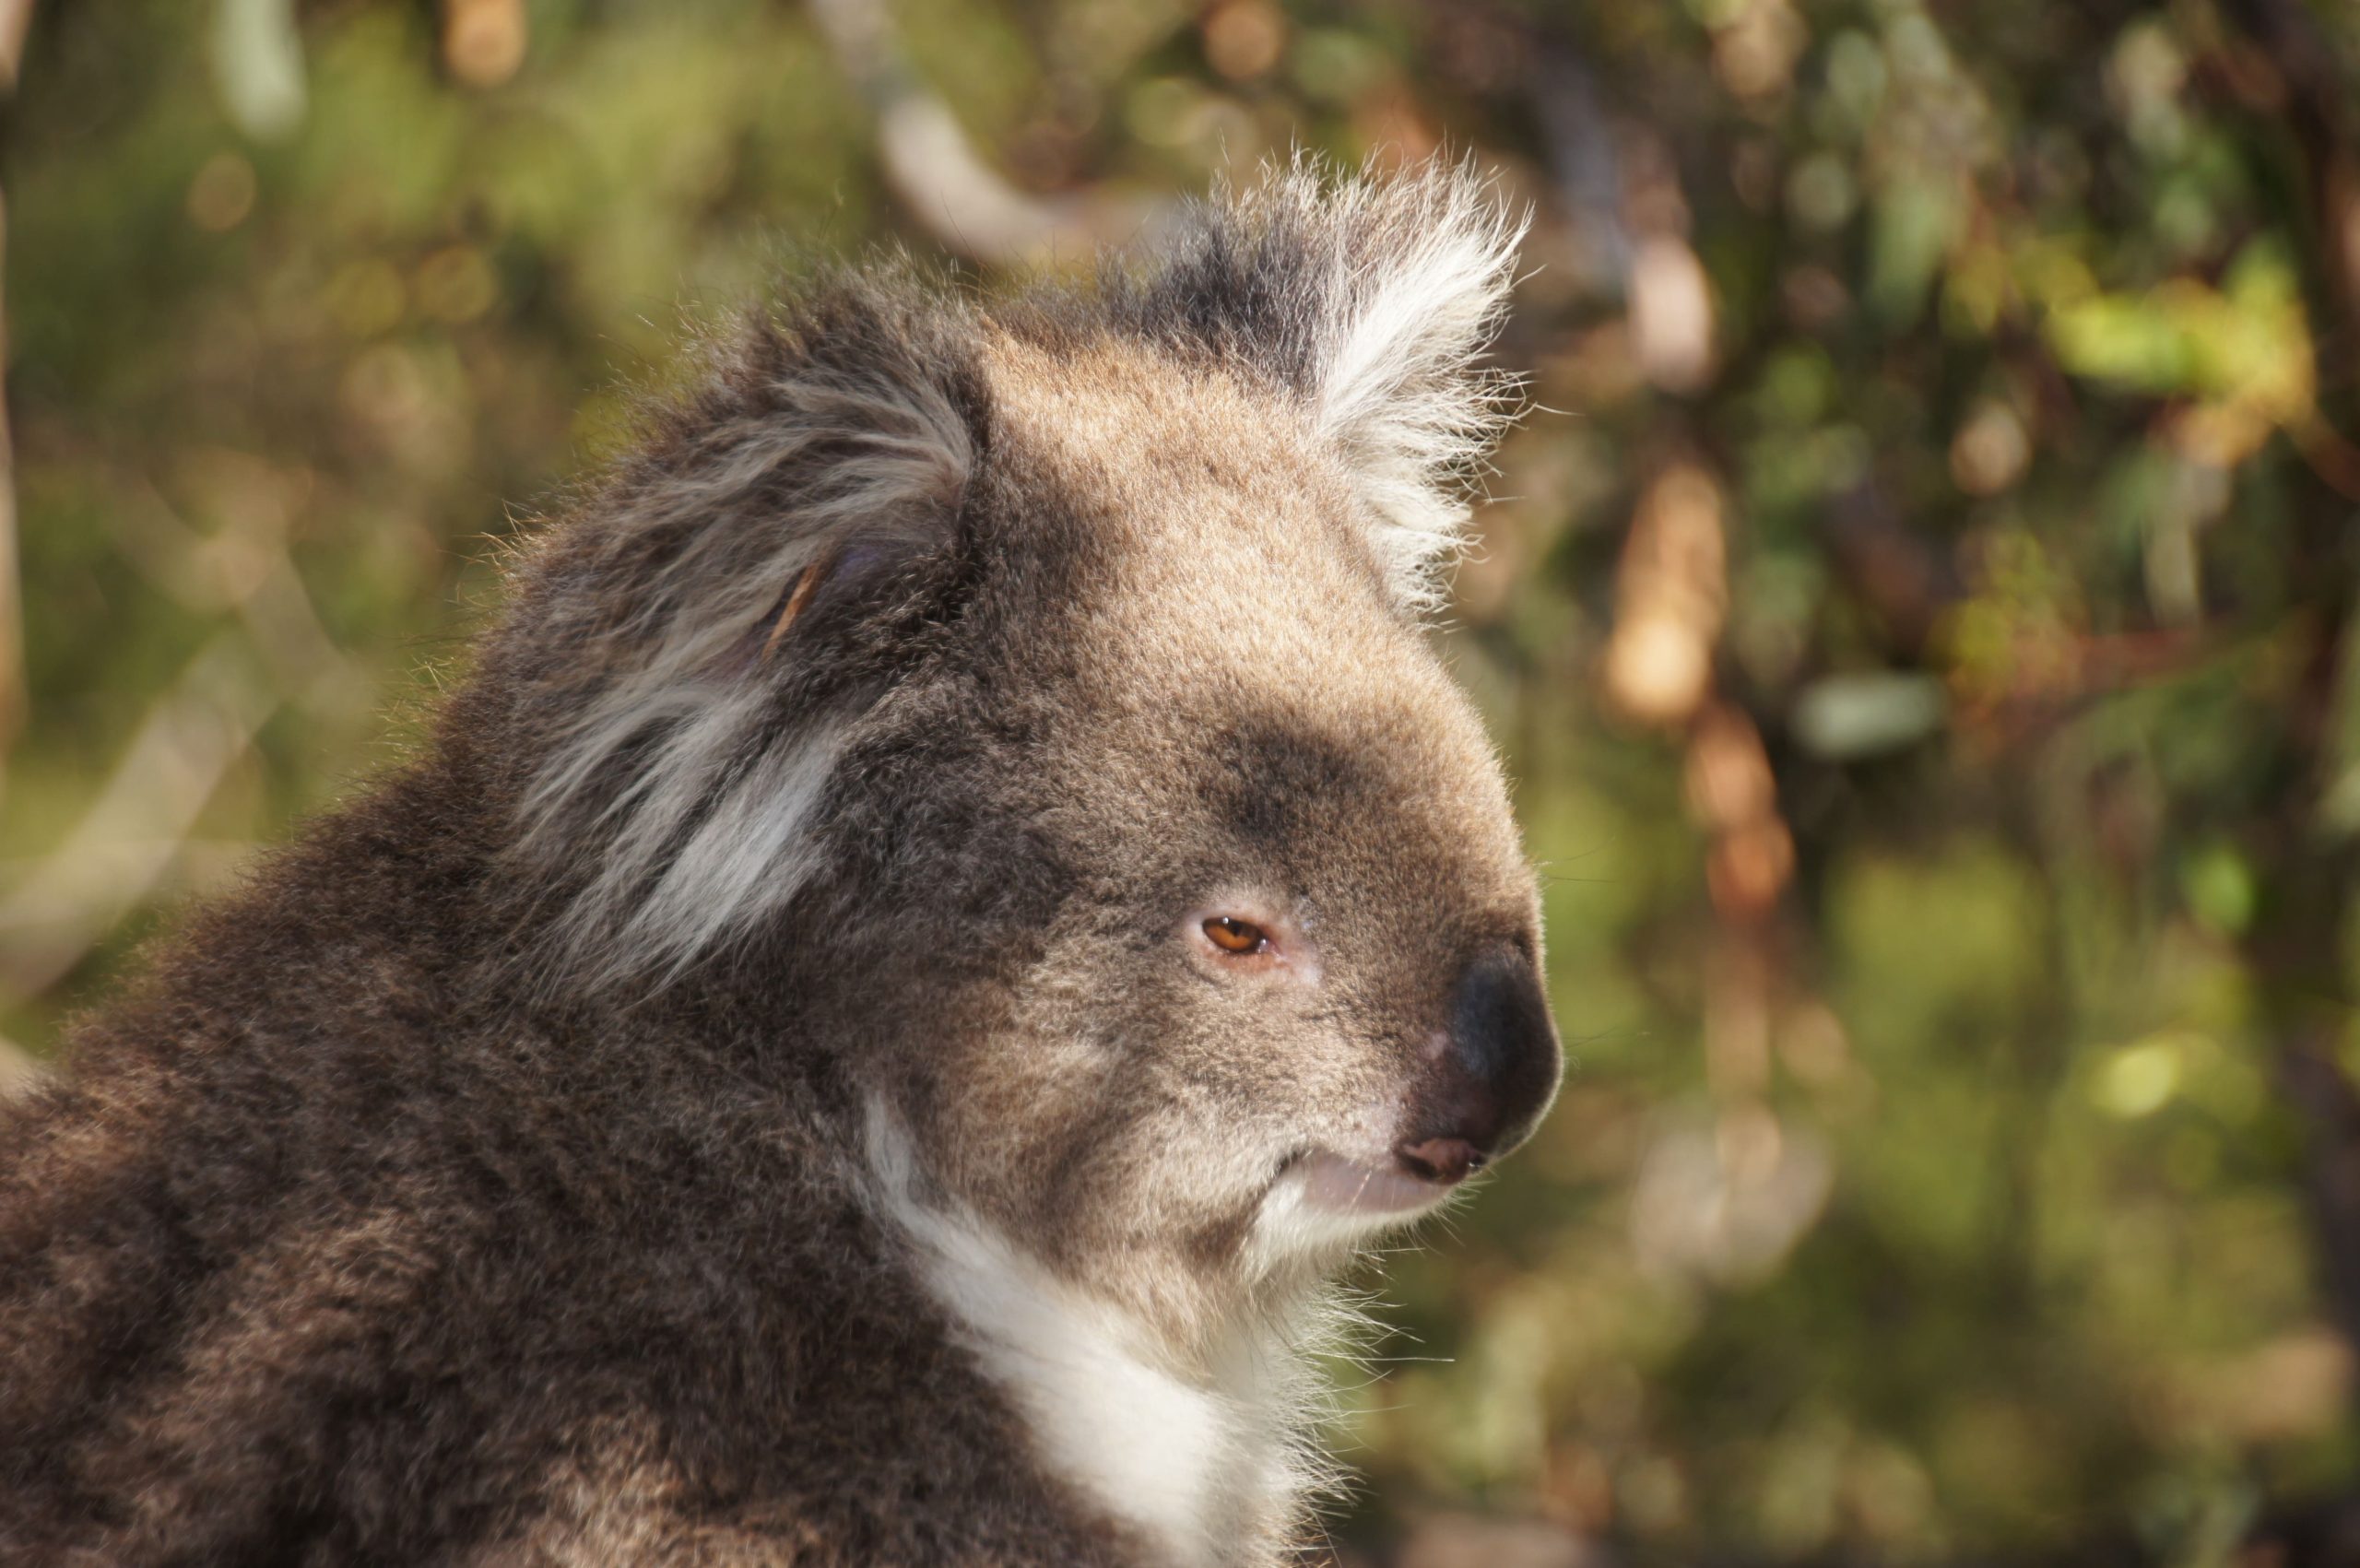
[[1119, 159, 1528, 615], [0, 158, 1552, 1567]]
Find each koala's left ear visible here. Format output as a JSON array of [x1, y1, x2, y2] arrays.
[[496, 281, 984, 986], [1120, 157, 1528, 617]]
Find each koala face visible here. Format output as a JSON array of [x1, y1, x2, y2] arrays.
[[497, 162, 1554, 1342], [879, 338, 1559, 1328]]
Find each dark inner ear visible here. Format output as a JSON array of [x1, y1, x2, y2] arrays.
[[711, 324, 996, 685], [758, 557, 832, 664], [750, 542, 916, 658], [732, 504, 983, 690]]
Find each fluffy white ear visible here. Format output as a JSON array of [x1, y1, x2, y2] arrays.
[[1124, 158, 1528, 615]]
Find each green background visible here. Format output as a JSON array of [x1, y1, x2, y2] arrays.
[[8, 1, 2360, 1562]]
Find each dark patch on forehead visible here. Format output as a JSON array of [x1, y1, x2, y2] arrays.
[[1207, 715, 1380, 849]]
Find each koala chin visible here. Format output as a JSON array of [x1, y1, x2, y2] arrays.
[[0, 159, 1560, 1568]]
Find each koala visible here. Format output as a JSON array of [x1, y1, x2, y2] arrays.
[[0, 160, 1560, 1567]]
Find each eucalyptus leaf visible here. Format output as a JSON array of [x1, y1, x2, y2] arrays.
[[1791, 671, 1948, 759], [210, 0, 307, 141]]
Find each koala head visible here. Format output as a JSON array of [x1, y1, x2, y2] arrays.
[[481, 161, 1560, 1347]]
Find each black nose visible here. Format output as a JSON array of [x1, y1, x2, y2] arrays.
[[1395, 946, 1562, 1184]]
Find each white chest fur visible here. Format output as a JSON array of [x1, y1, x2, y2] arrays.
[[863, 1103, 1306, 1567]]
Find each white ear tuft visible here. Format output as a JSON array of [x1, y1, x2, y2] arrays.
[[1128, 158, 1529, 615], [1300, 166, 1528, 615]]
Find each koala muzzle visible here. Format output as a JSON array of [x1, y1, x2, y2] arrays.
[[1394, 946, 1562, 1185]]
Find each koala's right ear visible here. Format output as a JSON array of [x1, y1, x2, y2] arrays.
[[1116, 158, 1527, 620], [497, 282, 983, 987]]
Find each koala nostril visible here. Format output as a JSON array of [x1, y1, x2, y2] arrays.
[[1395, 1136, 1484, 1185]]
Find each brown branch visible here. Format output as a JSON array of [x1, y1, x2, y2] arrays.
[[2281, 1042, 2360, 1368], [0, 0, 28, 777], [2213, 0, 2360, 324], [0, 638, 276, 1002], [0, 0, 31, 88], [2210, 0, 2360, 1458], [801, 0, 1150, 266], [0, 174, 19, 771]]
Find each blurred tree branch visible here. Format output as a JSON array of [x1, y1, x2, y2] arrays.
[[441, 0, 525, 88], [2213, 0, 2360, 324], [2282, 1043, 2360, 1366], [0, 0, 30, 786], [0, 637, 275, 1001], [802, 0, 1149, 265], [2211, 0, 2360, 503], [2213, 0, 2360, 1410], [0, 0, 28, 85]]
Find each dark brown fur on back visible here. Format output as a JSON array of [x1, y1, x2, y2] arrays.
[[0, 740, 1125, 1564]]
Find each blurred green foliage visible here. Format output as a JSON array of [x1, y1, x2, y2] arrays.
[[8, 0, 2360, 1562]]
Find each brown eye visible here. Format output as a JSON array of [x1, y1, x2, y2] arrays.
[[1203, 915, 1268, 954]]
